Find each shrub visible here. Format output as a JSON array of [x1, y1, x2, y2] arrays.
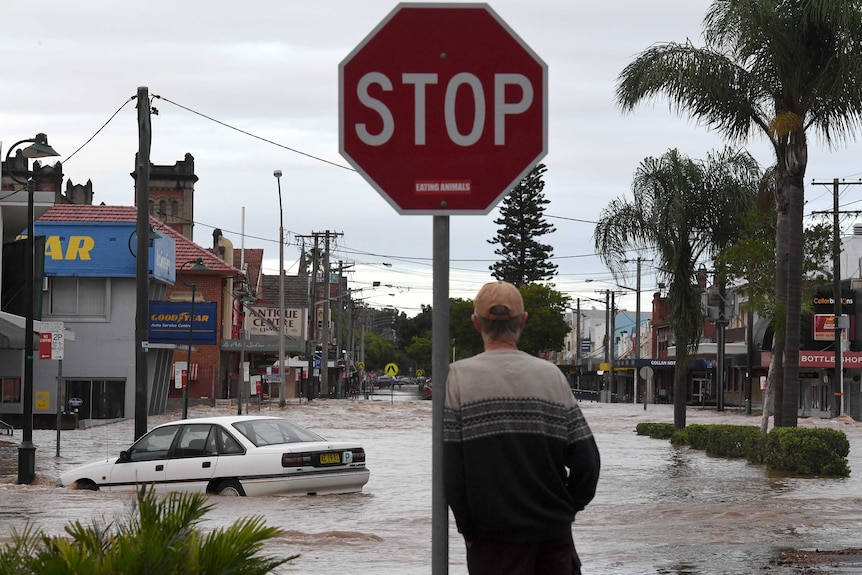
[[765, 427, 850, 477], [0, 486, 296, 575], [669, 428, 689, 446], [636, 422, 675, 439], [636, 422, 850, 477], [703, 425, 761, 458], [683, 424, 710, 450]]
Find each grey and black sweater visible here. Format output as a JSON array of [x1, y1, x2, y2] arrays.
[[443, 349, 600, 543]]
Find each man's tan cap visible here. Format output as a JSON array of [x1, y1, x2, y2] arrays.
[[474, 281, 525, 320]]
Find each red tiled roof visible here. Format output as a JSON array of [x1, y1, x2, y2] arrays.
[[40, 205, 240, 276]]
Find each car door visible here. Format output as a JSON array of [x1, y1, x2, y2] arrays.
[[108, 424, 179, 492], [163, 423, 218, 493]]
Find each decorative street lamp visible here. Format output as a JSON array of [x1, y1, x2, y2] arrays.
[[4, 133, 60, 486], [274, 169, 286, 407], [177, 257, 208, 419]]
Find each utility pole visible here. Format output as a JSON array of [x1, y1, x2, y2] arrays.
[[307, 235, 320, 401], [716, 281, 728, 412], [134, 86, 151, 440], [575, 298, 581, 389], [321, 232, 331, 397], [812, 178, 862, 417], [623, 257, 651, 405], [335, 260, 347, 398], [610, 291, 616, 401]]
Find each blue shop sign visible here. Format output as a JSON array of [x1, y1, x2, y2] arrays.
[[33, 221, 175, 282], [148, 301, 218, 345]]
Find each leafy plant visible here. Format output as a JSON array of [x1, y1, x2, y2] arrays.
[[638, 423, 849, 477], [0, 486, 295, 575]]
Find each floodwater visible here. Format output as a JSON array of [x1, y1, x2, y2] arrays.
[[2, 391, 862, 574]]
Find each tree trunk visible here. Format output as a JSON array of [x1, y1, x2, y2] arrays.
[[761, 352, 776, 434], [673, 354, 687, 429], [773, 193, 789, 427], [780, 133, 808, 428], [781, 178, 805, 427]]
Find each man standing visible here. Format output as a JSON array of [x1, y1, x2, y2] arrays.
[[444, 281, 600, 575]]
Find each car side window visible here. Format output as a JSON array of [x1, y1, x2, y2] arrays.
[[128, 426, 179, 462], [217, 426, 244, 455], [173, 424, 213, 458]]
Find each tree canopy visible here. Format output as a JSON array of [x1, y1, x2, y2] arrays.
[[489, 164, 557, 285], [616, 0, 862, 426], [594, 147, 760, 428]]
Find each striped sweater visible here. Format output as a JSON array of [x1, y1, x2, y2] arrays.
[[443, 349, 600, 542]]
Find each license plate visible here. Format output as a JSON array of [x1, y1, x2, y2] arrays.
[[319, 452, 341, 465]]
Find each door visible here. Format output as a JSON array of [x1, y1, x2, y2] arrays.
[[108, 424, 179, 491]]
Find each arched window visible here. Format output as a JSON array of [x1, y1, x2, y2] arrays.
[[159, 199, 167, 217], [171, 200, 179, 218]]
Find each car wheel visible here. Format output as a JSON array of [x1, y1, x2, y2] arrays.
[[215, 479, 245, 496], [74, 479, 99, 491]]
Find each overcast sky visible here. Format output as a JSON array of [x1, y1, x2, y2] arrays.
[[4, 1, 862, 317]]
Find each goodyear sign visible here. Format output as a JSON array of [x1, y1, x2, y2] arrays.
[[148, 301, 218, 345], [33, 222, 175, 282]]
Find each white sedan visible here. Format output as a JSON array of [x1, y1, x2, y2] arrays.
[[59, 415, 370, 497]]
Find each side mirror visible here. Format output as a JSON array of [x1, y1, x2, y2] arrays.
[[118, 450, 130, 463]]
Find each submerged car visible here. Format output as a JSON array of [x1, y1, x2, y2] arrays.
[[59, 415, 369, 497]]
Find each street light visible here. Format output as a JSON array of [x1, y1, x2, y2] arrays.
[[177, 257, 208, 419], [274, 169, 286, 408], [5, 133, 60, 486]]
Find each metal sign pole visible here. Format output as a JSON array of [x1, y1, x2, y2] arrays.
[[431, 215, 450, 574]]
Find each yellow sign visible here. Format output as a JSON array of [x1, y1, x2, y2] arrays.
[[358, 361, 365, 370], [385, 362, 399, 377], [416, 369, 424, 377], [35, 391, 51, 411]]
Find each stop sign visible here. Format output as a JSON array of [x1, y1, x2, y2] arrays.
[[339, 3, 547, 215]]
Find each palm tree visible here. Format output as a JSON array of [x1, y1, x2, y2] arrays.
[[616, 0, 862, 427], [594, 147, 759, 429]]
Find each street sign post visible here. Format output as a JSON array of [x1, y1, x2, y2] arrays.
[[340, 5, 547, 574], [339, 3, 547, 215]]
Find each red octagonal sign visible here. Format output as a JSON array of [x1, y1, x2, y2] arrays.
[[339, 3, 547, 215]]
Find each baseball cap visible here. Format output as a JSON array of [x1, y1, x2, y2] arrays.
[[474, 281, 524, 320]]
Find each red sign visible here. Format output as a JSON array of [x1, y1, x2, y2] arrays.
[[813, 313, 852, 341], [39, 332, 53, 360], [339, 3, 547, 214]]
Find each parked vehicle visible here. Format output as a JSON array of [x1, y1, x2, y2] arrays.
[[375, 375, 396, 388], [59, 415, 369, 497]]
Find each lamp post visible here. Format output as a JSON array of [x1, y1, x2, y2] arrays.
[[5, 133, 60, 486], [274, 170, 286, 407], [177, 257, 208, 419]]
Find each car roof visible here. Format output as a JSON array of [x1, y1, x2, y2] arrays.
[[154, 415, 285, 428]]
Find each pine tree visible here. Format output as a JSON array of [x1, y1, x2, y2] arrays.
[[488, 164, 557, 285]]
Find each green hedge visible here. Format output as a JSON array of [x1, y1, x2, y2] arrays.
[[635, 422, 675, 439], [637, 422, 849, 477], [765, 427, 850, 476]]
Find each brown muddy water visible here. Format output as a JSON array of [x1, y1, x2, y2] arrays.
[[1, 394, 861, 574]]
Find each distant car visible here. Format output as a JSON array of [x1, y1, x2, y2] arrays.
[[59, 415, 369, 497], [375, 375, 396, 388], [395, 376, 412, 388]]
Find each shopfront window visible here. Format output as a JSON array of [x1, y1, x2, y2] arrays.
[[1, 378, 21, 403], [65, 379, 125, 419]]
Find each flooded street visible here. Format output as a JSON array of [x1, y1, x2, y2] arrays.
[[2, 394, 862, 574]]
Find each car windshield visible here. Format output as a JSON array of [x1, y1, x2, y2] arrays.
[[231, 418, 325, 447]]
